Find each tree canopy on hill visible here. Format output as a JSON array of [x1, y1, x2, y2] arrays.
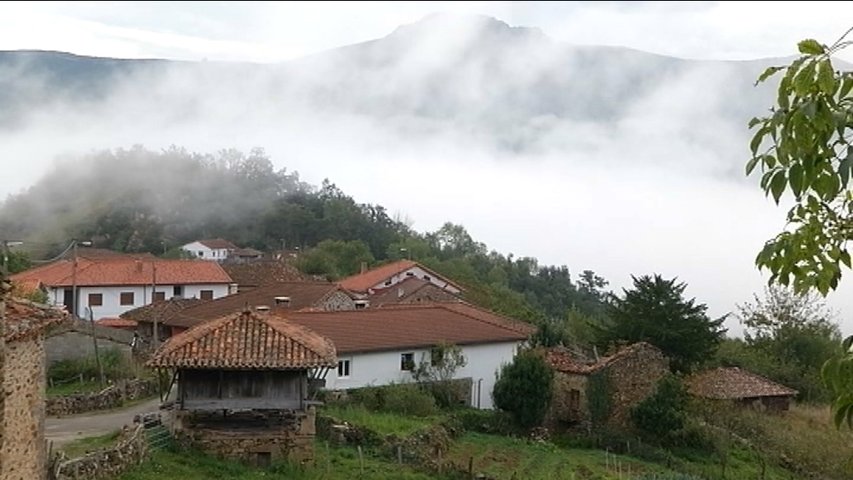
[[0, 146, 609, 324]]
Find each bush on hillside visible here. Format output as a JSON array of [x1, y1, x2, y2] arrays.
[[48, 348, 133, 384], [345, 383, 438, 417], [631, 375, 689, 440], [492, 349, 554, 429]]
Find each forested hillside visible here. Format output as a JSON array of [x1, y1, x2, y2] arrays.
[[0, 146, 608, 324]]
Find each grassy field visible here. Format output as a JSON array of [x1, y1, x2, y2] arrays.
[[119, 443, 441, 480], [59, 430, 121, 458], [321, 404, 445, 437], [47, 379, 105, 398]]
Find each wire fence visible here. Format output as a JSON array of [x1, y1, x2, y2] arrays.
[[137, 412, 175, 451]]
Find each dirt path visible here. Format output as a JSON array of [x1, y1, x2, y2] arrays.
[[45, 397, 162, 448]]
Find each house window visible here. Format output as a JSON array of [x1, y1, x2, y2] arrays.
[[197, 250, 204, 257], [173, 285, 184, 297], [120, 292, 135, 306], [88, 293, 103, 307], [337, 359, 351, 378], [423, 275, 431, 281], [406, 271, 414, 277], [400, 352, 415, 371], [200, 290, 214, 301], [153, 291, 166, 302], [384, 280, 392, 286]]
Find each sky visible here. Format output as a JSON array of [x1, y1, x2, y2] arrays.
[[2, 1, 853, 335]]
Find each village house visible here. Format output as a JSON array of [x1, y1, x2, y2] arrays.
[[123, 281, 355, 341], [3, 298, 68, 480], [220, 261, 309, 292], [545, 342, 669, 429], [287, 302, 534, 409], [367, 277, 461, 307], [686, 367, 798, 412], [148, 309, 337, 466], [180, 239, 238, 261], [11, 256, 235, 320], [339, 260, 463, 296]]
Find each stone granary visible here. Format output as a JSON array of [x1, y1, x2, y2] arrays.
[[147, 309, 337, 466], [2, 298, 68, 480], [545, 342, 669, 429], [686, 367, 798, 412]]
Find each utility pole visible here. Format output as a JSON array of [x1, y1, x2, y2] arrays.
[[71, 241, 78, 319], [151, 261, 159, 350], [88, 307, 105, 388]]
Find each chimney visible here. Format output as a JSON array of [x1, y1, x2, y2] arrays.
[[397, 287, 404, 299], [229, 283, 239, 295], [135, 260, 143, 272], [354, 299, 369, 310], [360, 261, 367, 274], [274, 296, 292, 307], [255, 305, 271, 312]]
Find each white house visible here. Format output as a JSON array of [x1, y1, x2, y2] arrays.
[[288, 302, 533, 409], [181, 239, 238, 261], [339, 260, 463, 295], [11, 256, 235, 320]]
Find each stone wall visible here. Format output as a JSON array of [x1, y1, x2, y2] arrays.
[[604, 345, 669, 428], [50, 424, 147, 480], [545, 372, 589, 427], [173, 407, 317, 465], [47, 379, 158, 417], [318, 291, 357, 311], [2, 336, 47, 480]]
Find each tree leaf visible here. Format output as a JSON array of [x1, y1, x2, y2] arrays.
[[841, 251, 852, 269], [771, 171, 787, 203], [746, 156, 760, 176], [840, 150, 853, 188], [818, 60, 837, 95], [756, 66, 784, 85], [789, 163, 804, 197], [798, 39, 825, 55]]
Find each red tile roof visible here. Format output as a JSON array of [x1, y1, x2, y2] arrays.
[[221, 261, 308, 288], [95, 317, 139, 328], [6, 297, 69, 342], [148, 310, 337, 370], [120, 298, 205, 324], [687, 367, 798, 400], [367, 277, 462, 306], [339, 260, 463, 293], [11, 258, 233, 287], [163, 282, 349, 329], [287, 302, 531, 354], [547, 342, 663, 375], [198, 239, 238, 250]]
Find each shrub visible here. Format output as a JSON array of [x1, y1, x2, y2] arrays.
[[48, 348, 132, 384], [631, 375, 688, 441], [347, 383, 437, 417], [492, 349, 554, 428], [453, 408, 519, 436]]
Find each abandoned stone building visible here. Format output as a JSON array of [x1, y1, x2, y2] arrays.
[[2, 297, 68, 480], [148, 309, 337, 466], [545, 342, 669, 429], [686, 366, 798, 412]]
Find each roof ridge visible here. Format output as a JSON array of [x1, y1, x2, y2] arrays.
[[438, 301, 532, 334], [265, 314, 336, 358]]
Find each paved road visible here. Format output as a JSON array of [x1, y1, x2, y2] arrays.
[[45, 397, 162, 447]]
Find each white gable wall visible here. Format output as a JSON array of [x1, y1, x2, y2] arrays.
[[369, 266, 461, 294], [325, 341, 519, 409], [181, 241, 231, 261]]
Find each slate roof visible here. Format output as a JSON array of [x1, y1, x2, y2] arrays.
[[6, 297, 69, 342], [547, 342, 664, 375], [148, 310, 337, 370], [287, 302, 532, 354], [11, 258, 233, 287], [687, 367, 798, 400], [338, 260, 463, 293], [163, 282, 349, 329]]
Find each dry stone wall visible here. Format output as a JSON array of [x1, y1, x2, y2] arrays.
[[47, 379, 158, 417], [50, 424, 147, 480]]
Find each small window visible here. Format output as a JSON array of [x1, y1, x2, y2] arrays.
[[423, 275, 431, 281], [120, 292, 134, 306], [153, 291, 166, 302], [337, 359, 351, 378], [406, 271, 414, 277], [256, 451, 271, 468], [88, 293, 103, 307], [384, 280, 392, 286], [200, 290, 214, 301], [173, 285, 183, 297], [569, 389, 581, 412], [197, 250, 204, 257], [400, 352, 415, 371]]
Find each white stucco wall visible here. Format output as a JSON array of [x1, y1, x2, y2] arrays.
[[47, 283, 230, 319], [181, 241, 231, 260], [325, 341, 519, 409], [369, 266, 461, 294]]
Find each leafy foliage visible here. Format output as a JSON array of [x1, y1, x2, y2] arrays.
[[296, 239, 374, 280], [601, 274, 726, 373], [492, 349, 554, 428], [412, 343, 468, 408], [586, 371, 612, 426], [631, 375, 688, 439]]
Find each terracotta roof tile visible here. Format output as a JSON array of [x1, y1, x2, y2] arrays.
[[368, 277, 460, 306], [687, 367, 798, 400], [339, 260, 463, 293], [198, 239, 238, 250], [287, 303, 531, 354], [120, 298, 205, 324], [5, 297, 69, 342], [164, 282, 349, 329], [11, 258, 233, 287], [221, 261, 308, 288], [148, 310, 336, 370], [95, 317, 138, 328]]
